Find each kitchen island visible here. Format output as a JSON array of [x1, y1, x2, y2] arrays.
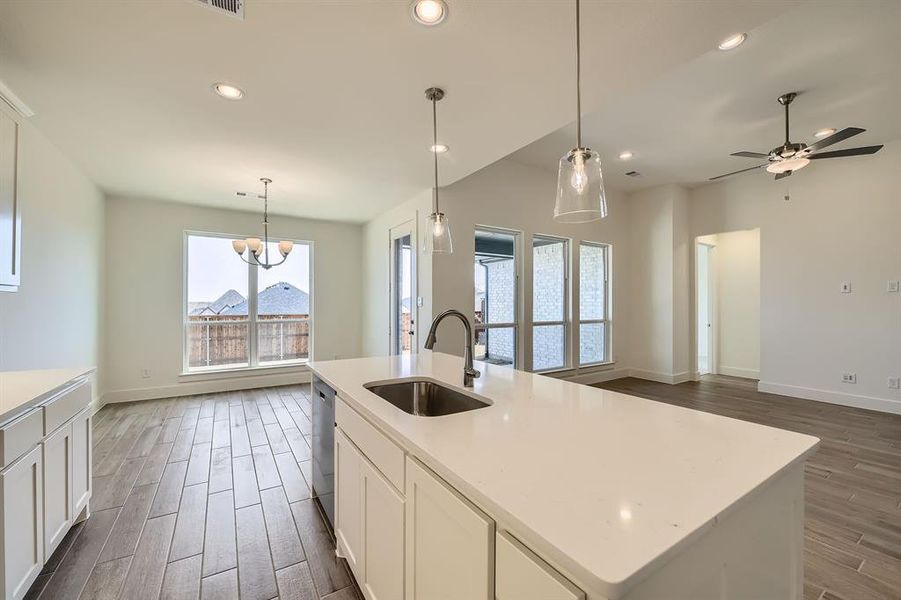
[[311, 352, 818, 600]]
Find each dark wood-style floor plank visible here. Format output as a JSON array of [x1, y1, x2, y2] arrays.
[[275, 562, 318, 600], [170, 482, 209, 562], [236, 504, 278, 600], [260, 487, 306, 570], [203, 489, 238, 578], [97, 482, 157, 563], [160, 554, 203, 600], [201, 568, 238, 600], [118, 513, 177, 600]]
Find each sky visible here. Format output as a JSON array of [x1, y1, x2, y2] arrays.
[[187, 234, 310, 303]]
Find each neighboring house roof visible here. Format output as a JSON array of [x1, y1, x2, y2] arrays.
[[189, 289, 246, 315], [222, 282, 309, 316]]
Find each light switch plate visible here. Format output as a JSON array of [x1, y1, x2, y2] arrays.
[[840, 282, 852, 293], [888, 280, 900, 293]]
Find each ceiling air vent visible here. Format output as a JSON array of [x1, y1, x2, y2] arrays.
[[192, 0, 244, 20], [625, 171, 641, 178]]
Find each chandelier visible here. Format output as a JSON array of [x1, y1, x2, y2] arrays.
[[231, 177, 294, 269]]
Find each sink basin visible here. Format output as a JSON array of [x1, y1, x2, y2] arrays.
[[363, 379, 490, 417]]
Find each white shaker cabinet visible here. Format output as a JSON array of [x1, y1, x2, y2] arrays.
[[0, 445, 43, 600], [0, 111, 20, 293], [71, 408, 92, 517], [496, 530, 584, 600], [335, 427, 405, 600], [42, 423, 73, 557], [405, 457, 494, 600], [361, 457, 404, 600], [335, 428, 365, 578]]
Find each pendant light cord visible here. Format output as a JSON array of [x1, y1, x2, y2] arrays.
[[575, 0, 582, 150], [432, 95, 440, 214]]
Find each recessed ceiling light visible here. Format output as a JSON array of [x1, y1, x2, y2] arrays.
[[717, 33, 747, 51], [213, 83, 244, 100], [430, 144, 449, 153], [618, 151, 634, 160], [411, 0, 447, 26], [813, 128, 836, 138]]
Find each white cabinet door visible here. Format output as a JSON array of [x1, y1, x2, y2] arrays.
[[42, 422, 73, 556], [496, 530, 584, 600], [1, 445, 43, 600], [335, 428, 365, 580], [71, 408, 92, 517], [405, 457, 494, 600], [0, 111, 20, 292], [362, 458, 404, 600]]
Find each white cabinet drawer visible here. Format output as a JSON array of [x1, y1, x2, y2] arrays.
[[336, 396, 405, 492], [42, 379, 91, 435], [0, 409, 42, 469], [496, 530, 584, 600]]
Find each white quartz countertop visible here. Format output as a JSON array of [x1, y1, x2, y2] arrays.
[[311, 352, 819, 599], [0, 367, 96, 424]]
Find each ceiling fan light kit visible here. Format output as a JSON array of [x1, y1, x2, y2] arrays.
[[710, 91, 884, 182]]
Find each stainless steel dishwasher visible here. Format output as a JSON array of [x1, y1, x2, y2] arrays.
[[311, 375, 335, 532]]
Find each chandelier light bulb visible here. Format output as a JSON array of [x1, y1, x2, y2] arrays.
[[570, 152, 588, 194], [278, 240, 294, 257], [232, 239, 247, 255]]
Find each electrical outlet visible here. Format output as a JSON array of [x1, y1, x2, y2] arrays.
[[141, 368, 151, 379], [889, 377, 901, 390], [841, 373, 857, 384], [887, 280, 900, 293], [840, 282, 852, 293]]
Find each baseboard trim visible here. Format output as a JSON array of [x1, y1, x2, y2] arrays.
[[757, 381, 901, 415], [103, 370, 313, 405], [629, 369, 692, 385], [718, 366, 760, 379]]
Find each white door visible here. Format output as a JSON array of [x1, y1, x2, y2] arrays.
[[696, 242, 716, 376], [362, 458, 404, 600], [1, 445, 43, 600], [335, 428, 365, 580], [405, 457, 494, 600], [42, 422, 73, 556], [389, 221, 416, 356], [71, 408, 92, 517]]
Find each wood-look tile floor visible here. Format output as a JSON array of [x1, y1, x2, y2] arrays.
[[26, 384, 362, 600], [595, 376, 901, 600]]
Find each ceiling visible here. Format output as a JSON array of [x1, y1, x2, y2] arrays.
[[0, 0, 797, 222], [510, 1, 901, 192]]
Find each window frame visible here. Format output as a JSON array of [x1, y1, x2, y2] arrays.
[[473, 225, 521, 368], [530, 233, 570, 373], [577, 241, 612, 367], [182, 230, 314, 374]]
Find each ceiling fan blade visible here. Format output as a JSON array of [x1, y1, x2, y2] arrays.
[[709, 163, 767, 181], [806, 127, 865, 152], [774, 170, 792, 180], [809, 145, 884, 159], [730, 151, 769, 159]]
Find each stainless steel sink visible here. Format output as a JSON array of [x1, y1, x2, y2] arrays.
[[363, 379, 490, 417]]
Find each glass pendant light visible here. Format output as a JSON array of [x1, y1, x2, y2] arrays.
[[554, 0, 607, 223], [424, 87, 453, 254]]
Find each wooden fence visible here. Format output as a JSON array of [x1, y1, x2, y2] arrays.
[[188, 315, 310, 367]]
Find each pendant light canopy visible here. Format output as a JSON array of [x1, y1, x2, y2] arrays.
[[554, 0, 607, 223], [425, 87, 453, 254]]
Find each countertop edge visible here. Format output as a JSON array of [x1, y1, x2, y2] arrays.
[[0, 367, 96, 426]]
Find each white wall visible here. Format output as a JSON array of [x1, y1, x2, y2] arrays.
[[712, 229, 760, 379], [0, 107, 104, 393], [429, 158, 632, 378], [104, 195, 363, 402], [690, 140, 901, 413], [627, 184, 691, 383]]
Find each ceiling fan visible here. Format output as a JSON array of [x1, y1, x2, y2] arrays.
[[710, 92, 884, 181]]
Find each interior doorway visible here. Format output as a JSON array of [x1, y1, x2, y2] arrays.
[[389, 221, 416, 355], [696, 242, 715, 375], [695, 229, 760, 380]]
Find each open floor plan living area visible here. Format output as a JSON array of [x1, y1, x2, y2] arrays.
[[0, 1, 899, 599]]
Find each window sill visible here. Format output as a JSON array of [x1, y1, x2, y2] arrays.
[[179, 362, 309, 382]]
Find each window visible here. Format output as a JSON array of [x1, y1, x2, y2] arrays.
[[532, 235, 568, 371], [474, 228, 518, 366], [579, 242, 611, 365], [185, 233, 312, 371]]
